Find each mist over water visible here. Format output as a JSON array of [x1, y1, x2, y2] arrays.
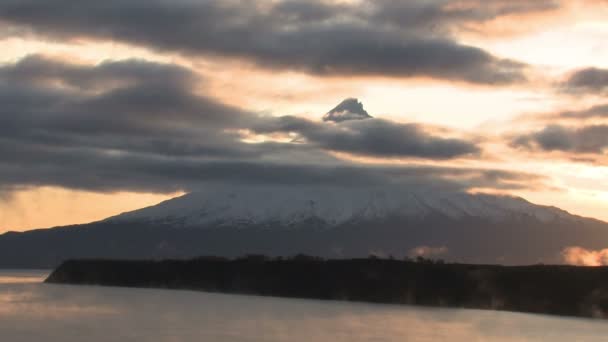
[[2, 271, 608, 342]]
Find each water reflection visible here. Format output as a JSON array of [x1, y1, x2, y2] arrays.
[[0, 270, 49, 284], [1, 270, 608, 342]]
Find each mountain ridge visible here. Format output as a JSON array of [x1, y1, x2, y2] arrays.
[[105, 185, 585, 229], [1, 185, 608, 268]]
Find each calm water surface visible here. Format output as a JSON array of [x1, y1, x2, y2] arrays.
[[1, 270, 607, 341]]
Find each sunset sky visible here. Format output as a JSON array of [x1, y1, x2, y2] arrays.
[[1, 0, 608, 232]]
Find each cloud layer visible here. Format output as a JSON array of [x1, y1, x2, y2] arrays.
[[513, 125, 608, 154], [254, 115, 481, 159], [562, 68, 608, 94], [0, 0, 535, 84], [0, 54, 540, 195]]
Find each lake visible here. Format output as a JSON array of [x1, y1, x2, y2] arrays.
[[1, 270, 607, 341]]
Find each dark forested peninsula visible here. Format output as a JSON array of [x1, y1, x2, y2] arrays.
[[45, 256, 608, 319]]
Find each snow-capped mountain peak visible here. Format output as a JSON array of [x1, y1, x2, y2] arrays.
[[108, 185, 575, 228]]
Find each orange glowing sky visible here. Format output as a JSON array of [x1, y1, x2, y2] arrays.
[[1, 0, 608, 231]]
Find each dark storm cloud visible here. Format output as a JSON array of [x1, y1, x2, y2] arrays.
[[561, 67, 608, 94], [319, 119, 480, 159], [0, 55, 541, 194], [0, 0, 533, 84], [512, 125, 608, 154], [0, 141, 544, 194], [1, 54, 196, 90], [0, 55, 262, 159]]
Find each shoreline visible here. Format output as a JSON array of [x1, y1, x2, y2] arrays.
[[46, 256, 608, 319]]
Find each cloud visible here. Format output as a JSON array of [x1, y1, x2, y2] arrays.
[[1, 54, 196, 91], [509, 102, 608, 163], [554, 103, 608, 120], [512, 124, 608, 154], [0, 148, 543, 195], [0, 0, 531, 85], [0, 55, 542, 195], [0, 55, 263, 159], [255, 105, 481, 159], [318, 119, 481, 159], [561, 67, 608, 94], [366, 0, 559, 33], [1, 56, 480, 161], [562, 246, 608, 266]]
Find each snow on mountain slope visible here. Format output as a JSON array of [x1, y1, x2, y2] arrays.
[[108, 185, 577, 228]]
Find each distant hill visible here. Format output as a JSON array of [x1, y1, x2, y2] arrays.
[[1, 185, 608, 268]]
